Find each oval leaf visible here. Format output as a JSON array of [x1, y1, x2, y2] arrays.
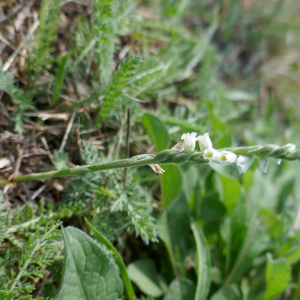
[[164, 278, 195, 300], [127, 259, 163, 297], [56, 226, 123, 300], [161, 165, 182, 208], [142, 113, 169, 152]]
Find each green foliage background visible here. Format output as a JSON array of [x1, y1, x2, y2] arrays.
[[1, 0, 300, 299]]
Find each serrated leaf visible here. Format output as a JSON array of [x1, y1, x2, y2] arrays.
[[142, 113, 169, 152], [127, 259, 163, 297], [191, 222, 211, 300], [56, 226, 123, 300], [264, 253, 290, 300], [164, 278, 195, 300]]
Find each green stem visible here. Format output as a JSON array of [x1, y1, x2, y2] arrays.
[[84, 218, 137, 300], [1, 143, 299, 186], [6, 155, 156, 184]]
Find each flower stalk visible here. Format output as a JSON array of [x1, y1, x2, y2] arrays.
[[0, 143, 299, 186]]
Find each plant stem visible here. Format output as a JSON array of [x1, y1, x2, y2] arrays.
[[7, 155, 156, 184], [1, 143, 298, 186], [84, 218, 137, 300]]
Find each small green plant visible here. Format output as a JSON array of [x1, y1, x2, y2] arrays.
[[1, 0, 300, 299], [0, 221, 61, 300]]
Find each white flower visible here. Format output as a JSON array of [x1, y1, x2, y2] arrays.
[[236, 155, 254, 174], [258, 157, 269, 173], [181, 132, 198, 152], [197, 133, 213, 152], [219, 150, 238, 165], [203, 148, 221, 163]]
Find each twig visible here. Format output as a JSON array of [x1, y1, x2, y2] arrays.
[[9, 145, 23, 180], [59, 110, 77, 152], [122, 94, 146, 103], [2, 12, 39, 71], [124, 108, 131, 186], [35, 272, 50, 298], [31, 185, 46, 201], [0, 34, 15, 50], [75, 117, 83, 164], [41, 136, 54, 164]]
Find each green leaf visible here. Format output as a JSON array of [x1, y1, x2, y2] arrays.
[[283, 244, 300, 265], [161, 165, 183, 208], [142, 113, 182, 208], [95, 187, 117, 198], [56, 226, 123, 300], [219, 175, 241, 214], [264, 253, 290, 300], [96, 55, 142, 124], [225, 216, 269, 284], [142, 113, 169, 152], [199, 193, 226, 221], [210, 284, 241, 300], [127, 259, 163, 297], [181, 163, 199, 201], [53, 54, 69, 104], [205, 101, 231, 148], [191, 222, 211, 300], [221, 203, 247, 275], [164, 278, 196, 300], [157, 196, 190, 277]]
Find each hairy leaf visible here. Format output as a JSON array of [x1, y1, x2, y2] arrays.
[[56, 226, 123, 300], [142, 113, 169, 152]]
